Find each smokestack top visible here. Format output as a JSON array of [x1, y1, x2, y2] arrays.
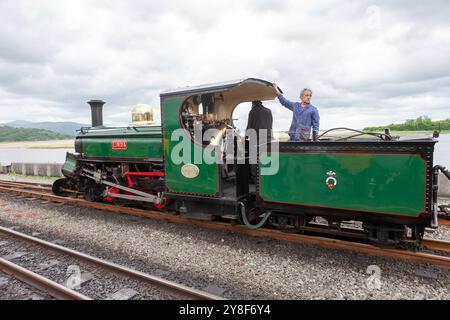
[[88, 99, 105, 105], [88, 100, 106, 127]]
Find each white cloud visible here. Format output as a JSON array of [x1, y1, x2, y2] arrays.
[[0, 0, 449, 131]]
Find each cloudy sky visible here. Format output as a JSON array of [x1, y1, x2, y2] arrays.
[[0, 0, 449, 133]]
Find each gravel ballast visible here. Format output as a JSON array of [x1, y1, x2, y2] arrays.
[[0, 234, 182, 300], [0, 269, 53, 300], [0, 193, 449, 300]]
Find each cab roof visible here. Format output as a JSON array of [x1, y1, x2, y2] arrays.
[[160, 78, 276, 98]]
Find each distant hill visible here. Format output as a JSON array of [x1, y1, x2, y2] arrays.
[[3, 120, 88, 136], [0, 126, 72, 142]]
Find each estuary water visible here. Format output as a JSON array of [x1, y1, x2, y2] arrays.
[[0, 134, 449, 167], [0, 148, 74, 165]]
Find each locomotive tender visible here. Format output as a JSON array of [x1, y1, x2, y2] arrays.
[[54, 78, 449, 246]]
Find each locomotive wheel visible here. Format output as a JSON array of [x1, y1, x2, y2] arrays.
[[105, 187, 121, 203], [269, 213, 304, 233], [305, 215, 315, 224], [247, 208, 264, 224], [364, 224, 407, 247], [412, 225, 425, 241], [84, 181, 104, 202], [52, 178, 70, 197], [153, 188, 172, 210]]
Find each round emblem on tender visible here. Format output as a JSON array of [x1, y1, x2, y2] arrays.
[[326, 171, 337, 190], [181, 164, 200, 179]]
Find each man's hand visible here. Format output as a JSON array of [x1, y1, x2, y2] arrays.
[[272, 83, 281, 95]]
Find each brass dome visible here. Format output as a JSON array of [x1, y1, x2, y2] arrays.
[[132, 104, 154, 126]]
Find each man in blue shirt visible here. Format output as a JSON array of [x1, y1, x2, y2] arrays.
[[272, 84, 320, 141]]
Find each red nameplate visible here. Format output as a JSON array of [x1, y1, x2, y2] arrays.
[[112, 141, 128, 150]]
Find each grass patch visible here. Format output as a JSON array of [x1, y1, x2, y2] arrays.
[[388, 130, 450, 136]]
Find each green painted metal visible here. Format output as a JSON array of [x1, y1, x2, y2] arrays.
[[259, 152, 427, 217], [62, 153, 78, 177], [78, 126, 163, 159], [162, 98, 219, 195]]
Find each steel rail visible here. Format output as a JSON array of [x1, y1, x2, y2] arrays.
[[0, 180, 52, 191], [1, 179, 450, 226], [2, 179, 450, 223], [0, 226, 223, 300], [0, 180, 52, 188], [0, 180, 84, 195], [0, 182, 449, 269], [0, 257, 92, 300], [422, 239, 450, 253]]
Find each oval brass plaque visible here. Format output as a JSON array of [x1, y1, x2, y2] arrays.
[[181, 164, 200, 179]]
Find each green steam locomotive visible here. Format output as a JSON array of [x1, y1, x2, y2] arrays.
[[53, 78, 450, 247]]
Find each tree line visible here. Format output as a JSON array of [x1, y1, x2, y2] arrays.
[[0, 126, 72, 142], [364, 116, 450, 131]]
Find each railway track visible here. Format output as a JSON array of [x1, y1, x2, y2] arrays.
[[3, 179, 450, 226], [0, 179, 449, 270], [0, 257, 91, 300], [0, 225, 223, 300]]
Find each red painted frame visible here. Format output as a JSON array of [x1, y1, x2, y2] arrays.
[[124, 171, 165, 188]]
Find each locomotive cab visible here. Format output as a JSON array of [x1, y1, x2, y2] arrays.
[[160, 78, 278, 220]]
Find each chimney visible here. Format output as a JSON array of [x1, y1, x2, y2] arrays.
[[87, 100, 105, 127]]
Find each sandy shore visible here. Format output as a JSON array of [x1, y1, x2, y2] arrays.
[[0, 140, 74, 149]]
